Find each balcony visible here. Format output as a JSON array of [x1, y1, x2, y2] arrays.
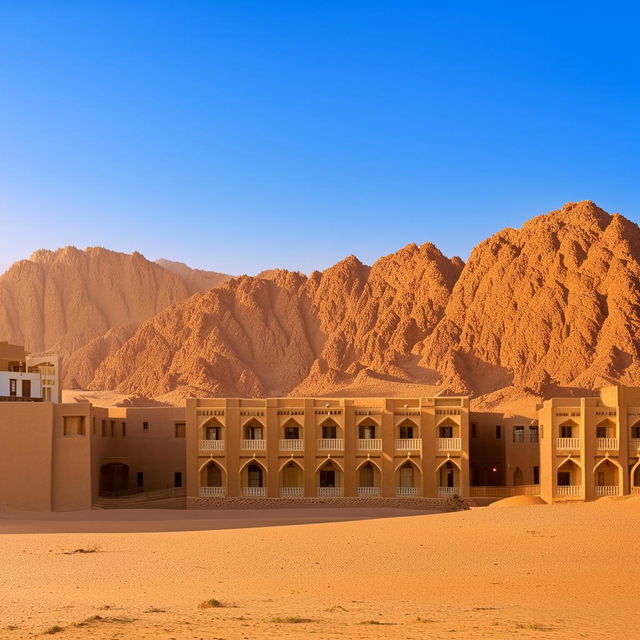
[[279, 438, 304, 452], [556, 485, 581, 497], [630, 439, 640, 452], [280, 487, 304, 497], [318, 438, 344, 451], [200, 439, 224, 451], [396, 487, 419, 497], [438, 486, 459, 497], [241, 438, 266, 451], [199, 486, 225, 497], [395, 438, 421, 451], [596, 437, 618, 450], [242, 487, 266, 497], [357, 438, 382, 451], [595, 485, 619, 497], [556, 437, 580, 450], [437, 437, 462, 451], [318, 486, 343, 497], [357, 486, 381, 497]]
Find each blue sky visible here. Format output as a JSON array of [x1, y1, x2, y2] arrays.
[[1, 1, 638, 275]]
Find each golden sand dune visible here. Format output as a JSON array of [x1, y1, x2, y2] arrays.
[[1, 499, 638, 639]]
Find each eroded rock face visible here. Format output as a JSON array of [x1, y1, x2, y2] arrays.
[[0, 246, 231, 387], [421, 201, 640, 394], [90, 243, 463, 398]]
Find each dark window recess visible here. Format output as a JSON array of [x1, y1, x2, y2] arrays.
[[143, 421, 149, 431], [174, 472, 183, 488], [495, 425, 502, 439], [136, 472, 144, 488], [533, 466, 540, 484], [471, 424, 477, 438]]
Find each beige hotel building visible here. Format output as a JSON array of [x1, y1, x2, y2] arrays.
[[186, 395, 470, 502]]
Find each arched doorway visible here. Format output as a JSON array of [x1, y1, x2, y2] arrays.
[[280, 460, 304, 496], [437, 460, 460, 497], [513, 466, 524, 486], [199, 460, 225, 497], [99, 463, 129, 496], [357, 461, 381, 496], [316, 459, 343, 496], [556, 459, 581, 497], [594, 459, 620, 497], [395, 460, 421, 497], [241, 461, 267, 497]]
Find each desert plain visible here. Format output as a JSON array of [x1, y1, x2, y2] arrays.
[[1, 498, 638, 639]]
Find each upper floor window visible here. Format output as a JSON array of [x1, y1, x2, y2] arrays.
[[143, 421, 149, 432], [322, 424, 337, 439], [439, 425, 453, 439], [63, 416, 85, 436], [399, 424, 415, 439], [284, 425, 300, 439], [513, 426, 524, 443], [495, 425, 502, 439], [175, 422, 186, 438], [359, 423, 376, 439], [560, 425, 573, 438], [529, 426, 539, 443]]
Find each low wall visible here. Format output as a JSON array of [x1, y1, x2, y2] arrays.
[[187, 496, 470, 511]]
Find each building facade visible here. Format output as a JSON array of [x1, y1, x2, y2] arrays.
[[539, 385, 640, 502], [186, 395, 471, 502], [0, 341, 60, 403]]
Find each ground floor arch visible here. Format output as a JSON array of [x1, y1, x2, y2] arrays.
[[280, 460, 304, 496], [357, 459, 382, 496], [436, 459, 460, 497], [240, 460, 267, 496], [316, 459, 343, 496], [395, 459, 421, 497], [99, 462, 129, 496], [593, 458, 620, 497]]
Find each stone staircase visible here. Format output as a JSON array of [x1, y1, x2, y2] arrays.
[[93, 487, 186, 510]]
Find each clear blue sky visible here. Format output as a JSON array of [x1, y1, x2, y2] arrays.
[[1, 1, 638, 275]]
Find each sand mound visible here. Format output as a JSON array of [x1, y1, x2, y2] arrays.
[[487, 495, 546, 508]]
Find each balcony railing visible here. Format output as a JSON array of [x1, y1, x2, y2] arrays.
[[200, 439, 224, 451], [556, 485, 581, 497], [557, 437, 580, 450], [241, 438, 266, 451], [318, 486, 343, 497], [357, 438, 382, 451], [632, 486, 640, 495], [317, 438, 344, 451], [630, 439, 640, 452], [596, 437, 618, 450], [395, 438, 421, 451], [438, 486, 459, 497], [595, 485, 619, 497], [242, 486, 266, 497], [279, 438, 304, 451], [396, 487, 419, 497], [280, 487, 304, 497], [437, 437, 461, 451], [199, 486, 225, 497], [357, 486, 381, 497]]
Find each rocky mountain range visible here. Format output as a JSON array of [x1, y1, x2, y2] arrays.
[[3, 201, 638, 402]]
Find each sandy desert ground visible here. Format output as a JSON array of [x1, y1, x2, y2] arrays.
[[1, 499, 639, 639]]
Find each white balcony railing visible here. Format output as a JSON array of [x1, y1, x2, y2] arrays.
[[279, 438, 304, 451], [632, 486, 640, 495], [199, 486, 225, 497], [317, 438, 344, 451], [280, 487, 304, 497], [596, 437, 618, 450], [357, 486, 381, 497], [438, 486, 460, 497], [241, 438, 266, 451], [595, 485, 619, 497], [242, 486, 266, 497], [395, 438, 422, 451], [557, 437, 581, 450], [556, 485, 581, 497], [318, 487, 343, 497], [200, 439, 224, 451], [396, 487, 419, 497], [630, 439, 640, 452], [437, 437, 462, 451], [357, 438, 382, 451]]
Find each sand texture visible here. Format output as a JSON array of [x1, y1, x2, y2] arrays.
[[1, 499, 639, 639]]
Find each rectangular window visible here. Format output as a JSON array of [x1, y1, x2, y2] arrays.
[[322, 425, 337, 439], [205, 426, 221, 440], [495, 425, 502, 439], [284, 425, 299, 439], [597, 471, 605, 487], [110, 420, 115, 437], [471, 423, 477, 438], [174, 422, 186, 438], [63, 416, 85, 436], [136, 472, 144, 488], [92, 418, 96, 435], [533, 466, 540, 484], [560, 425, 573, 438], [143, 421, 149, 431], [439, 426, 453, 438], [9, 379, 16, 396], [513, 426, 524, 443], [359, 424, 376, 439], [596, 426, 607, 438], [122, 422, 127, 437], [529, 426, 539, 443], [632, 426, 640, 439], [399, 425, 414, 439], [557, 471, 571, 486], [101, 420, 107, 437], [174, 471, 183, 488], [22, 379, 31, 398]]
